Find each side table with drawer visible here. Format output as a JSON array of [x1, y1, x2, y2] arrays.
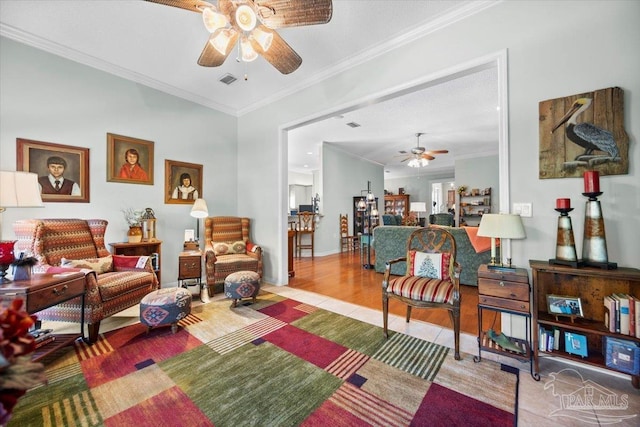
[[473, 264, 539, 380], [178, 250, 209, 301], [0, 272, 86, 362]]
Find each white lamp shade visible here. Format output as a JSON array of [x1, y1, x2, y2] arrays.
[[190, 198, 209, 218], [0, 171, 44, 208], [410, 202, 427, 213], [478, 214, 526, 239]]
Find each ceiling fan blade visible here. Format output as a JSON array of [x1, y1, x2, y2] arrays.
[[425, 149, 449, 155], [144, 0, 211, 14], [421, 154, 436, 161], [399, 156, 411, 163], [197, 32, 238, 66], [252, 29, 302, 74], [255, 0, 333, 28]]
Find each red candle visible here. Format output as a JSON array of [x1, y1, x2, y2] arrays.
[[556, 198, 571, 209], [584, 170, 600, 193]]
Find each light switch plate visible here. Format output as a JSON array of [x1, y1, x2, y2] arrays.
[[513, 203, 533, 217]]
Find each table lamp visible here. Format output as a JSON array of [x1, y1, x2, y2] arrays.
[[410, 202, 427, 225], [477, 213, 526, 271], [0, 171, 44, 283]]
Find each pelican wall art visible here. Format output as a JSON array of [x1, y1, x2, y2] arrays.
[[539, 87, 629, 179]]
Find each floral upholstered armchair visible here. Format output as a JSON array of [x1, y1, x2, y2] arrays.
[[13, 218, 158, 343], [204, 216, 262, 296]]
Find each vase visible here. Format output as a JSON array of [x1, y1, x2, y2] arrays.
[[127, 226, 143, 243], [0, 240, 17, 283]]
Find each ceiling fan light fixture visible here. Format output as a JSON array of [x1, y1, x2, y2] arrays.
[[202, 6, 228, 33], [240, 36, 258, 62], [235, 4, 257, 32], [209, 28, 236, 55], [251, 27, 273, 52], [407, 157, 429, 168]]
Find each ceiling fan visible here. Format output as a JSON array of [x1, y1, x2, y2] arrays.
[[399, 133, 449, 167], [145, 0, 333, 74]]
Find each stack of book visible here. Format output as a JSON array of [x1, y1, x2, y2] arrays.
[[538, 326, 560, 352], [603, 294, 640, 337], [30, 328, 55, 348]]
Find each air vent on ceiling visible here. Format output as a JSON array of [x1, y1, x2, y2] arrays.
[[219, 73, 238, 85], [346, 122, 361, 128]]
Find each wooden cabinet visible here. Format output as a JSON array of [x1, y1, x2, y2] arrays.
[[475, 265, 538, 379], [530, 260, 640, 388], [110, 241, 162, 283], [384, 194, 410, 220], [458, 187, 491, 226]]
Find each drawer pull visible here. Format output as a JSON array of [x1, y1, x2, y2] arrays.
[[53, 285, 68, 296], [499, 281, 505, 287]]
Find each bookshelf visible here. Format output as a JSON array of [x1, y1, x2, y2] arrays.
[[530, 260, 640, 388]]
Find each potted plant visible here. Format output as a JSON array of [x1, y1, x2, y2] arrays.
[[122, 208, 144, 243], [0, 300, 47, 425]]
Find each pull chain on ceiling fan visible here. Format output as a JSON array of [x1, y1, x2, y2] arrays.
[[145, 0, 333, 74]]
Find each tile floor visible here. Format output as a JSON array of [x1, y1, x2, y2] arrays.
[[44, 285, 640, 426]]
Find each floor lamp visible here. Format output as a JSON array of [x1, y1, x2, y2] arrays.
[[359, 181, 377, 269], [0, 171, 44, 283], [189, 198, 209, 248]]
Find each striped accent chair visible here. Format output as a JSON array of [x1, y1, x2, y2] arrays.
[[382, 226, 462, 360], [204, 216, 262, 295], [13, 219, 159, 344]]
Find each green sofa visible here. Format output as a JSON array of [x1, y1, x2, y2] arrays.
[[372, 225, 492, 286]]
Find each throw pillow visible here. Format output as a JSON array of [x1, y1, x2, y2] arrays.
[[213, 241, 247, 256], [408, 250, 451, 280], [61, 255, 113, 274], [113, 255, 149, 269]]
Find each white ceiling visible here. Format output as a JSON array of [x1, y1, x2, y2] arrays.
[[0, 0, 500, 179]]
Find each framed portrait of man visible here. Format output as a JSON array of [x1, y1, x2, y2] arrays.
[[16, 138, 90, 203], [107, 133, 154, 185], [165, 160, 203, 204]]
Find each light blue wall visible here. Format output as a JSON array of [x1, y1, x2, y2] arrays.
[[0, 38, 237, 285]]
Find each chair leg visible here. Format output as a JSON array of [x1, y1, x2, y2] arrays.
[[87, 322, 100, 344], [406, 306, 412, 323], [448, 309, 461, 360], [382, 293, 389, 338]]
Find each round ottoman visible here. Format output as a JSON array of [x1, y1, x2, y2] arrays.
[[140, 287, 192, 333], [224, 271, 261, 307]]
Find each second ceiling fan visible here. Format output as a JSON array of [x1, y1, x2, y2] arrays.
[[145, 0, 333, 74], [399, 133, 449, 167]]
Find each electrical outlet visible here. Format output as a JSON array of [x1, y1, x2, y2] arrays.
[[513, 203, 533, 217]]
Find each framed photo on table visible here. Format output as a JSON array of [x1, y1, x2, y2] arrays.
[[16, 138, 90, 203], [165, 160, 203, 204], [107, 133, 154, 185]]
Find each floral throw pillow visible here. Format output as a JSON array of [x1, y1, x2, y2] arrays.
[[408, 250, 451, 280], [61, 255, 113, 274], [213, 241, 247, 256]]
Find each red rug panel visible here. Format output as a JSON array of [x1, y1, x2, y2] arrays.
[[258, 299, 310, 323], [264, 324, 347, 369]]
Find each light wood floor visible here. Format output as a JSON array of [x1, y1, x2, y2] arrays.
[[288, 250, 500, 335]]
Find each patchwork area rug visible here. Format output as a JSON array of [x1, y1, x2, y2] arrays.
[[12, 292, 518, 426]]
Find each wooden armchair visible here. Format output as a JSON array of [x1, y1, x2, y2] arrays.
[[382, 226, 462, 359], [204, 216, 262, 295]]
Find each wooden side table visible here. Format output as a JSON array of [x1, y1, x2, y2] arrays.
[[0, 272, 86, 362], [178, 250, 208, 301], [474, 264, 539, 381]]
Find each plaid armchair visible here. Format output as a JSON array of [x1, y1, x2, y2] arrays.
[[204, 216, 263, 295], [13, 219, 158, 343]]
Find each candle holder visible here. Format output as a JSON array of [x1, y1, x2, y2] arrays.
[[549, 208, 580, 268], [581, 192, 616, 270]]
